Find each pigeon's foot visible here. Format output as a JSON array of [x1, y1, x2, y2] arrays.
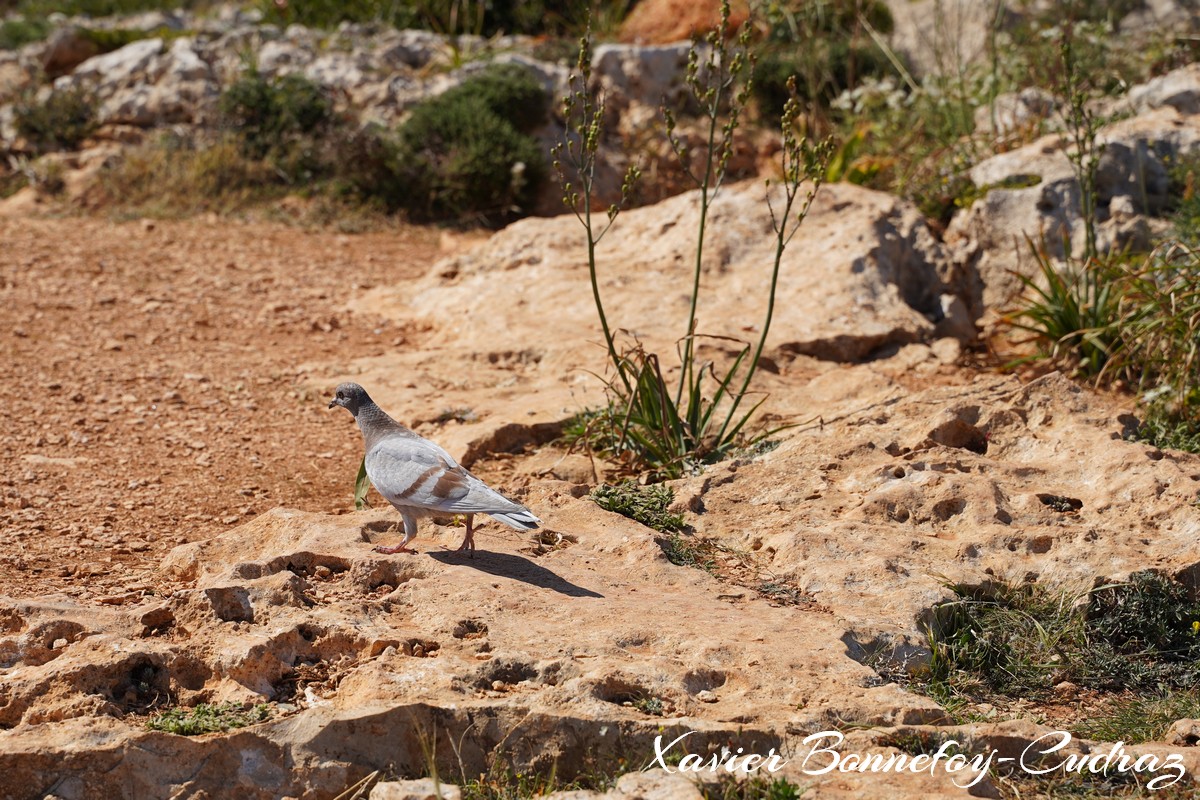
[[374, 544, 416, 555], [453, 515, 476, 558]]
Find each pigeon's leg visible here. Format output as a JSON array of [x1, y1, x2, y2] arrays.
[[454, 514, 476, 557], [375, 510, 418, 555]]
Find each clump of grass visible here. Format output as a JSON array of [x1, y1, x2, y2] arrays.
[[219, 69, 334, 180], [13, 86, 98, 153], [1076, 691, 1200, 744], [94, 133, 283, 216], [458, 759, 627, 800], [0, 17, 50, 50], [880, 730, 964, 757], [1007, 238, 1125, 379], [147, 702, 271, 735], [661, 533, 718, 573], [590, 480, 684, 533], [702, 775, 807, 800], [920, 571, 1200, 709]]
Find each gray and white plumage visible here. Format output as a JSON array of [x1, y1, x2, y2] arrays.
[[329, 382, 538, 555]]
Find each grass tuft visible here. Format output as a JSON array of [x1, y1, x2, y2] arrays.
[[1076, 691, 1200, 744], [912, 572, 1200, 734]]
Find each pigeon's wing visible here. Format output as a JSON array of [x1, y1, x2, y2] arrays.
[[366, 434, 518, 515]]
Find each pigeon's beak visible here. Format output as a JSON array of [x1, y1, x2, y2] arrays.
[[327, 399, 338, 410]]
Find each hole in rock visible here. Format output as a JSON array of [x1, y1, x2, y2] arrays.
[[475, 656, 537, 689], [452, 620, 488, 640], [1037, 493, 1082, 513]]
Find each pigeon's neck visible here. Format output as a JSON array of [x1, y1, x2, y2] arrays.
[[355, 400, 409, 449]]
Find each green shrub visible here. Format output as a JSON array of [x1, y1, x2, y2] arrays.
[[258, 0, 423, 30], [754, 42, 895, 119], [392, 66, 546, 222], [435, 63, 548, 134], [15, 0, 203, 15], [220, 70, 332, 160], [0, 17, 50, 50], [13, 86, 98, 152], [256, 0, 624, 36]]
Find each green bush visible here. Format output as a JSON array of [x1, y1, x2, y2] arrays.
[[0, 17, 50, 50], [220, 71, 332, 154], [391, 66, 547, 222], [14, 86, 98, 152], [219, 70, 333, 179], [754, 42, 895, 119], [258, 0, 422, 30], [435, 63, 548, 134]]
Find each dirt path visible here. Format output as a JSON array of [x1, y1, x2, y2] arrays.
[[0, 215, 447, 602]]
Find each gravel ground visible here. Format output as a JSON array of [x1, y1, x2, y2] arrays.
[[0, 215, 447, 602]]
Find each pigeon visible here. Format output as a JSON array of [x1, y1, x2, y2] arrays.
[[329, 382, 539, 555]]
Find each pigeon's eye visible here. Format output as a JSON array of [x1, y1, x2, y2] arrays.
[[336, 391, 345, 400]]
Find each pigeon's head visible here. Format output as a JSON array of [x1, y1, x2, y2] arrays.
[[328, 382, 370, 416]]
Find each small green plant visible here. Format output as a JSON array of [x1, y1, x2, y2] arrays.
[[14, 86, 98, 153], [1132, 408, 1200, 454], [661, 533, 718, 573], [702, 775, 807, 800], [631, 693, 666, 716], [147, 702, 271, 735], [354, 456, 371, 510], [0, 17, 50, 50], [1059, 25, 1107, 262], [555, 4, 831, 479], [392, 64, 547, 222], [1007, 237, 1125, 378], [589, 480, 684, 533]]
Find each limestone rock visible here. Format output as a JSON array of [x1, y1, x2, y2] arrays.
[[371, 780, 462, 800], [947, 108, 1200, 308], [37, 27, 102, 79], [56, 37, 218, 127], [1127, 62, 1200, 116]]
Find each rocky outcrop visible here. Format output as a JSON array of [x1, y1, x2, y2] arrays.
[[947, 96, 1200, 309], [5, 357, 1200, 796]]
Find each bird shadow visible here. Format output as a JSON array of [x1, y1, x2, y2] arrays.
[[427, 551, 604, 598]]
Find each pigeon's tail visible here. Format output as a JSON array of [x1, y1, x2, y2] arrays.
[[489, 508, 540, 531]]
